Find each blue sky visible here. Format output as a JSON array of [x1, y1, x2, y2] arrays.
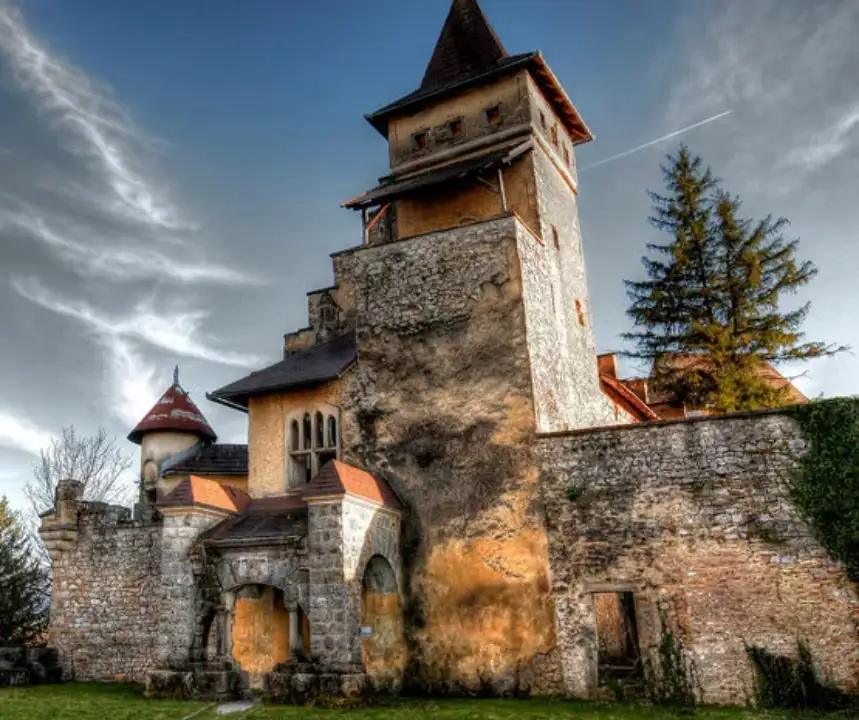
[[1, 0, 857, 511]]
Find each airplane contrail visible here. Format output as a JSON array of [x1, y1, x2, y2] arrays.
[[579, 110, 733, 172]]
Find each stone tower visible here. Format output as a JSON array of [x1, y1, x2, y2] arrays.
[[128, 368, 218, 503], [344, 0, 612, 432]]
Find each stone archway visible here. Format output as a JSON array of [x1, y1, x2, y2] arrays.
[[361, 555, 405, 687], [229, 584, 291, 681]]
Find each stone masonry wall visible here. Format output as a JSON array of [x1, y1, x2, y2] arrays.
[[46, 503, 161, 683], [333, 214, 565, 694], [538, 411, 859, 704]]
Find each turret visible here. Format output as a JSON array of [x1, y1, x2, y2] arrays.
[[128, 367, 217, 503]]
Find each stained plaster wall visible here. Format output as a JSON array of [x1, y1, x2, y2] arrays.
[[538, 411, 859, 704], [333, 214, 564, 694], [44, 502, 161, 683]]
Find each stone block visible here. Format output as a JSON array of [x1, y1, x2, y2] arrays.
[[339, 673, 368, 698], [290, 673, 319, 705]]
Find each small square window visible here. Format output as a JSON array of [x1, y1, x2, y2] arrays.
[[449, 119, 463, 138], [413, 131, 428, 150], [552, 225, 560, 250], [486, 105, 502, 126], [539, 110, 547, 129]]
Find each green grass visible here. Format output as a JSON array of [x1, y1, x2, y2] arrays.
[[0, 683, 853, 720]]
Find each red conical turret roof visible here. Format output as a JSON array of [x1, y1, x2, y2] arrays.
[[127, 367, 217, 445]]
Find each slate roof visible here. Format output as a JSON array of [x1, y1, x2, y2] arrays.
[[305, 460, 402, 511], [199, 496, 309, 545], [343, 141, 532, 210], [209, 332, 356, 408], [162, 444, 248, 477], [421, 0, 508, 92], [157, 475, 251, 514], [364, 1, 592, 144], [128, 378, 217, 444]]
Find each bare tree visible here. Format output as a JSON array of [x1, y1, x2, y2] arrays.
[[26, 426, 133, 517]]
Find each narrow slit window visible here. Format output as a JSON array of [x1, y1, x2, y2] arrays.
[[449, 119, 463, 138], [576, 299, 586, 327], [539, 110, 547, 129], [551, 125, 558, 147], [413, 131, 428, 150], [486, 105, 501, 126], [563, 145, 571, 166], [552, 225, 560, 250]]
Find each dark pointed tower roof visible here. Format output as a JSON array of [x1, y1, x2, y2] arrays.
[[128, 368, 217, 445], [364, 0, 592, 144], [421, 0, 508, 91]]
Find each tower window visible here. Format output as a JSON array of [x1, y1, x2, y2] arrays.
[[539, 110, 547, 129], [576, 299, 586, 327], [563, 145, 571, 167], [287, 406, 341, 490], [552, 225, 560, 250], [413, 131, 428, 150], [449, 119, 463, 138], [551, 125, 559, 147], [486, 105, 502, 126]]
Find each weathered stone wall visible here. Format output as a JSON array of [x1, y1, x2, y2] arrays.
[[538, 411, 859, 704], [334, 214, 564, 694], [46, 502, 161, 683], [527, 142, 618, 431]]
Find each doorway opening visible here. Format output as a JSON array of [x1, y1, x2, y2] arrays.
[[593, 591, 642, 683]]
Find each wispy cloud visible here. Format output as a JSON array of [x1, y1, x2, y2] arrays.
[[0, 4, 191, 233], [580, 111, 732, 172], [1, 202, 259, 285], [783, 101, 859, 172], [0, 410, 55, 456], [12, 277, 262, 369]]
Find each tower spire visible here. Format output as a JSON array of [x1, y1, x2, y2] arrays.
[[173, 365, 180, 387], [421, 0, 508, 91]]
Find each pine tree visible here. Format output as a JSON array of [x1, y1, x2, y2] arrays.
[[623, 145, 842, 413], [0, 496, 48, 644]]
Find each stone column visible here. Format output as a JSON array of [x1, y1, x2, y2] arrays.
[[288, 607, 303, 659], [222, 591, 236, 660]]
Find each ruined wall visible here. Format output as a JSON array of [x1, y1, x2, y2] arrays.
[[538, 411, 859, 704], [45, 503, 161, 683], [335, 214, 563, 694]]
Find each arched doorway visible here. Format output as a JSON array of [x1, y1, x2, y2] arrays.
[[361, 555, 405, 687], [230, 585, 290, 679]]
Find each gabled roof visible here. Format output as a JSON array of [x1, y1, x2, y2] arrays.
[[161, 444, 248, 477], [158, 475, 251, 515], [421, 0, 508, 91], [305, 460, 402, 511], [199, 495, 309, 544], [209, 332, 357, 408], [128, 373, 217, 445]]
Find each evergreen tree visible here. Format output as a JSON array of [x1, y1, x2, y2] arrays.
[[0, 496, 48, 644], [623, 145, 842, 412]]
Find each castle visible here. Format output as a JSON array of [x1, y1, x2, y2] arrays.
[[39, 0, 858, 704]]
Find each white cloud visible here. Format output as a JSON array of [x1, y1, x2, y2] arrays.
[[0, 5, 192, 233], [0, 411, 55, 456], [12, 277, 262, 369], [1, 205, 259, 286], [782, 102, 859, 172]]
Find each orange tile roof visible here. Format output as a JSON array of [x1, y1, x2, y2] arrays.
[[304, 460, 402, 511], [158, 475, 251, 514]]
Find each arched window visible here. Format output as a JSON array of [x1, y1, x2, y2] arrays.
[[303, 414, 312, 450], [286, 405, 341, 491], [327, 416, 337, 448], [289, 420, 299, 452]]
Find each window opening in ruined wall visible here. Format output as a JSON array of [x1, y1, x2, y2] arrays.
[[593, 592, 642, 683], [449, 118, 463, 139], [413, 131, 428, 150], [286, 405, 339, 490], [486, 105, 502, 126]]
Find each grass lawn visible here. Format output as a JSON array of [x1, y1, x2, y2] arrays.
[[0, 683, 854, 720]]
